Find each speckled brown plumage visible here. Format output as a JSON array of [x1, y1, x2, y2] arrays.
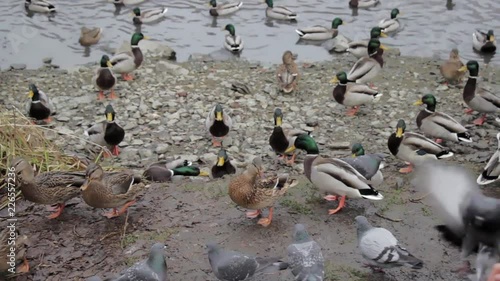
[[440, 49, 465, 84], [276, 51, 300, 93], [81, 163, 144, 211]]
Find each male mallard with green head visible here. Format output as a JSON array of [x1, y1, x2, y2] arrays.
[[378, 8, 401, 34], [458, 60, 500, 125], [349, 0, 380, 8], [206, 103, 233, 147], [342, 143, 385, 187], [347, 39, 387, 88], [209, 0, 243, 16], [472, 30, 496, 53], [276, 51, 299, 93], [268, 108, 309, 165], [288, 135, 383, 215], [387, 119, 454, 174], [295, 17, 344, 41], [143, 159, 210, 182], [228, 157, 298, 227], [0, 228, 29, 276], [263, 0, 297, 21], [110, 32, 149, 81], [347, 27, 387, 59], [81, 163, 144, 219], [93, 55, 117, 100], [11, 157, 86, 219], [222, 24, 243, 53], [330, 71, 382, 116], [25, 84, 55, 123], [84, 104, 125, 157], [212, 148, 237, 178], [25, 0, 55, 13], [440, 48, 465, 85], [414, 94, 472, 144], [477, 133, 500, 185], [132, 7, 168, 24]]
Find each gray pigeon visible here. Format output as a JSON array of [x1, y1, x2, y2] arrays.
[[355, 216, 423, 272], [207, 242, 288, 281], [114, 243, 167, 281], [470, 245, 499, 281], [287, 224, 324, 280], [413, 162, 500, 273], [341, 154, 385, 186]]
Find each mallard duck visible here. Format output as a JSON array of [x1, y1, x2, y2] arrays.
[[81, 163, 144, 218], [25, 0, 55, 13], [378, 8, 401, 34], [205, 103, 233, 147], [212, 148, 236, 178], [10, 157, 86, 219], [347, 39, 387, 87], [143, 159, 210, 182], [295, 17, 344, 41], [287, 134, 383, 215], [472, 30, 496, 53], [276, 50, 299, 93], [111, 0, 145, 5], [25, 84, 55, 123], [263, 0, 297, 21], [110, 32, 149, 81], [268, 107, 309, 164], [440, 48, 465, 85], [347, 27, 387, 59], [0, 229, 29, 275], [79, 27, 102, 47], [132, 7, 168, 24], [414, 94, 472, 144], [349, 0, 380, 8], [84, 104, 125, 157], [342, 143, 385, 187], [477, 133, 500, 185], [92, 55, 117, 100], [387, 119, 454, 174], [228, 157, 298, 227], [222, 24, 243, 53], [209, 0, 243, 16], [330, 71, 382, 116], [458, 60, 500, 125]]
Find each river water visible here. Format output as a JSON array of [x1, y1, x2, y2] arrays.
[[0, 0, 499, 69]]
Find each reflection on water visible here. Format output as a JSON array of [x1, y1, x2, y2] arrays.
[[0, 0, 498, 69]]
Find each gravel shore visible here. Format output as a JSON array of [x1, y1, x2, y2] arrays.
[[1, 48, 499, 281]]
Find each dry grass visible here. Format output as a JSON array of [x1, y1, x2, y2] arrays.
[[0, 106, 104, 210]]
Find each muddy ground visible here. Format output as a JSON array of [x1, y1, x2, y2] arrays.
[[1, 50, 500, 281]]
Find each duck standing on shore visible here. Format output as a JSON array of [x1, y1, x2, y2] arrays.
[[206, 103, 232, 147], [110, 32, 149, 81], [93, 55, 117, 100], [209, 0, 243, 16], [211, 148, 236, 178], [347, 39, 387, 88], [440, 48, 465, 85], [331, 71, 382, 116], [84, 104, 125, 157], [276, 51, 299, 93], [26, 84, 55, 123], [347, 27, 387, 59]]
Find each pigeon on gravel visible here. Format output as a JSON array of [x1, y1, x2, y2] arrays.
[[355, 216, 423, 272], [207, 242, 288, 281], [413, 162, 500, 274], [114, 243, 167, 281], [287, 224, 324, 280]]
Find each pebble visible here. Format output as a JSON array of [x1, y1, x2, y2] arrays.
[[10, 63, 27, 70], [43, 57, 53, 64]]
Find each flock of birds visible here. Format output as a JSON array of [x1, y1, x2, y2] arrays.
[[1, 0, 500, 281]]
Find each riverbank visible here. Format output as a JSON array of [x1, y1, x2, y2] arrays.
[[0, 50, 499, 280]]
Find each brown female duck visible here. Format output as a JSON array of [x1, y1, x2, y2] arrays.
[[440, 48, 464, 85], [276, 50, 299, 93], [81, 163, 144, 218], [11, 157, 86, 219], [228, 157, 298, 227]]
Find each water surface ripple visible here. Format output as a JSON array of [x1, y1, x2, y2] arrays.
[[1, 0, 499, 68]]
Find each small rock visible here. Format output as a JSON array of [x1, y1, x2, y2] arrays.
[[132, 139, 144, 146], [56, 116, 70, 122], [155, 144, 169, 154], [329, 142, 350, 149], [42, 57, 53, 64], [436, 84, 449, 91], [10, 63, 27, 70]]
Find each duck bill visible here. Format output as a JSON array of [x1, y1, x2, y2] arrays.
[[396, 128, 404, 138], [490, 35, 495, 42], [199, 171, 210, 176], [413, 100, 423, 106], [351, 154, 357, 158], [284, 145, 296, 154], [106, 113, 113, 122], [28, 90, 34, 98], [275, 116, 282, 126], [379, 44, 389, 50], [380, 32, 388, 38], [215, 112, 223, 121], [143, 36, 151, 40], [330, 76, 339, 84], [458, 66, 467, 72], [217, 157, 225, 166], [106, 61, 113, 68]]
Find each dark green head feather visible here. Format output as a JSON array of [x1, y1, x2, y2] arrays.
[[331, 18, 343, 29], [224, 24, 236, 36], [390, 8, 400, 19], [294, 134, 319, 154], [131, 32, 146, 45], [351, 143, 365, 156], [133, 7, 141, 16], [172, 166, 201, 176]]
